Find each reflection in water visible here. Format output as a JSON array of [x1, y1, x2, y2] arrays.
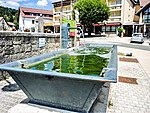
[[29, 46, 112, 76]]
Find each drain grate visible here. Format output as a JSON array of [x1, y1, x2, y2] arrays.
[[119, 76, 138, 84], [119, 57, 139, 63]]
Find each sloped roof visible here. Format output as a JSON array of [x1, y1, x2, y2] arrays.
[[7, 22, 15, 26], [20, 7, 53, 15], [136, 1, 150, 15], [0, 17, 3, 21], [140, 0, 149, 6], [130, 0, 140, 5]]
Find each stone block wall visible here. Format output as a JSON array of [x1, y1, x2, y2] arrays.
[[0, 31, 60, 64]]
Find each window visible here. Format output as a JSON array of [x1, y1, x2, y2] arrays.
[[30, 13, 33, 16], [106, 26, 111, 31], [111, 0, 122, 5], [23, 19, 25, 25], [46, 15, 50, 17], [116, 0, 122, 4], [101, 26, 118, 32], [32, 20, 35, 24], [111, 26, 116, 31], [102, 26, 105, 32], [143, 7, 150, 23]]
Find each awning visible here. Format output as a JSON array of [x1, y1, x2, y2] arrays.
[[93, 23, 105, 26], [76, 23, 81, 26], [43, 22, 53, 26], [54, 25, 60, 27], [106, 22, 121, 26]]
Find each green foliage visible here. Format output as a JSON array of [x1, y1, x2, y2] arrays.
[[0, 6, 18, 29], [14, 21, 19, 29], [31, 27, 35, 32], [73, 0, 110, 36], [117, 27, 124, 33], [117, 27, 125, 37]]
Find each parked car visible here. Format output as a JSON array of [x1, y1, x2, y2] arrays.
[[130, 33, 144, 43]]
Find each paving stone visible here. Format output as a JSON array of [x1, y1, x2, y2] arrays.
[[107, 56, 150, 113]]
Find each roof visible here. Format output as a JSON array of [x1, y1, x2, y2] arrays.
[[130, 0, 140, 5], [140, 0, 150, 6], [136, 2, 150, 15], [0, 17, 3, 21], [7, 22, 15, 26], [19, 7, 53, 16]]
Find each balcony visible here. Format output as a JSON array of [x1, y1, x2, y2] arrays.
[[53, 13, 60, 17], [110, 6, 122, 11], [108, 0, 122, 6], [107, 18, 121, 23], [109, 3, 122, 7], [54, 9, 71, 14], [109, 16, 121, 19], [63, 10, 72, 13]]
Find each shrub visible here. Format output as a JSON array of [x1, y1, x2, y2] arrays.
[[117, 27, 124, 33]]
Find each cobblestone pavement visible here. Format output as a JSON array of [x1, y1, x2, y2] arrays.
[[0, 78, 27, 113], [107, 56, 150, 113]]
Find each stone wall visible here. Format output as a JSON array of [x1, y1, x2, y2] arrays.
[[0, 31, 60, 64]]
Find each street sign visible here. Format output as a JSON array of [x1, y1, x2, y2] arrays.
[[39, 38, 46, 47]]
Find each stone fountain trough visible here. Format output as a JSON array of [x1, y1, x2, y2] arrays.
[[0, 43, 117, 113]]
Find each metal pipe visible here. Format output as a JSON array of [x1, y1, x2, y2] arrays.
[[60, 0, 63, 48]]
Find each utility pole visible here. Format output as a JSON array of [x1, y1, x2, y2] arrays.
[[60, 0, 63, 48]]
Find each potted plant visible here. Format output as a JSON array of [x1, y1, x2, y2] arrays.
[[31, 27, 35, 32], [117, 27, 125, 37]]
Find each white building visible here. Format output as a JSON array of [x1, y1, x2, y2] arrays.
[[18, 7, 53, 32], [0, 17, 9, 31]]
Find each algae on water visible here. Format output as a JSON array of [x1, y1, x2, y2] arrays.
[[28, 46, 112, 76]]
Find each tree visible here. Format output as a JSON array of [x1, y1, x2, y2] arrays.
[[0, 6, 18, 27], [73, 0, 110, 36], [9, 14, 14, 22], [14, 20, 19, 30]]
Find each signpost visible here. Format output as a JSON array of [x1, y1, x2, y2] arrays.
[[38, 38, 46, 47]]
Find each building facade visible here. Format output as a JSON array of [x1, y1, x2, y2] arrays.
[[135, 1, 150, 37], [94, 0, 139, 36], [0, 17, 9, 31], [52, 0, 141, 36], [19, 7, 53, 32], [52, 0, 78, 33]]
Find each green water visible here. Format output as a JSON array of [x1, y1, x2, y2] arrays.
[[28, 46, 112, 76]]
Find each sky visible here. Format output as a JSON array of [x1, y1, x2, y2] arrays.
[[0, 0, 60, 10]]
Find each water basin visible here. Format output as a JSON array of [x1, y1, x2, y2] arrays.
[[0, 43, 118, 113]]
